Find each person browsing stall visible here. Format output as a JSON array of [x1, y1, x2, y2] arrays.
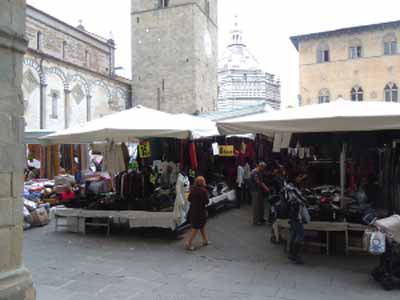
[[184, 176, 210, 251], [250, 162, 270, 225], [285, 173, 308, 265], [236, 160, 245, 208]]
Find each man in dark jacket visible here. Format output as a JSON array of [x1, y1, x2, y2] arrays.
[[249, 162, 270, 225], [284, 174, 308, 264]]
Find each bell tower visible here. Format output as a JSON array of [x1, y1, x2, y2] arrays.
[[131, 0, 218, 114]]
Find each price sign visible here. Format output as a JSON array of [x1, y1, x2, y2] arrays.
[[138, 141, 151, 158], [218, 145, 234, 157]]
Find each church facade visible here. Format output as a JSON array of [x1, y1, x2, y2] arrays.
[[218, 19, 281, 111], [23, 5, 131, 131]]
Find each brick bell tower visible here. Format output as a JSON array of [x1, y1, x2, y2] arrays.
[[131, 0, 218, 114]]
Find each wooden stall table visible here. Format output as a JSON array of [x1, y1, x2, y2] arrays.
[[277, 219, 349, 256], [347, 223, 368, 253]]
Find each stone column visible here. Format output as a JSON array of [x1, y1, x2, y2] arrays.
[[39, 82, 47, 129], [0, 1, 36, 299], [86, 95, 92, 121], [64, 88, 71, 128]]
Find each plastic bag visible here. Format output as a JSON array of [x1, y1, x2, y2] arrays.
[[363, 228, 374, 251], [301, 206, 311, 224], [369, 231, 386, 255]]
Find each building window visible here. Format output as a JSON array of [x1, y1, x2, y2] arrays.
[[62, 41, 67, 60], [158, 0, 169, 8], [383, 34, 397, 55], [349, 46, 362, 59], [85, 50, 90, 66], [349, 39, 362, 59], [384, 83, 398, 102], [37, 31, 42, 50], [50, 90, 59, 119], [317, 42, 330, 63], [318, 89, 330, 103], [351, 86, 363, 101]]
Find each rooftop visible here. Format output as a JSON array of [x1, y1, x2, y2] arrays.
[[27, 4, 113, 47], [200, 102, 274, 121], [290, 19, 400, 50], [219, 15, 261, 71]]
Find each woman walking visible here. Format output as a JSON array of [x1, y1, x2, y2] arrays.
[[184, 176, 210, 251]]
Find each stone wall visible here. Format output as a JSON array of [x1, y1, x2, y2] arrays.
[[0, 0, 35, 299], [23, 53, 130, 130], [193, 2, 218, 112], [26, 6, 114, 76], [23, 6, 131, 131], [132, 0, 218, 22], [298, 26, 400, 105], [131, 0, 218, 114]]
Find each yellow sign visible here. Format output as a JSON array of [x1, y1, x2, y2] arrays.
[[219, 145, 235, 157], [138, 141, 151, 158]]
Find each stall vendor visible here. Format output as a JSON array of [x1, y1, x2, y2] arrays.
[[26, 154, 41, 180], [160, 165, 174, 190]]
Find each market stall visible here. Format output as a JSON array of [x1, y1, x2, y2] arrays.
[[218, 99, 400, 254], [39, 105, 237, 233]]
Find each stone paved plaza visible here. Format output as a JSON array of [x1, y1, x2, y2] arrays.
[[23, 206, 400, 300]]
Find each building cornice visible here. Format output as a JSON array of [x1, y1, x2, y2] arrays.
[[0, 28, 28, 54], [291, 19, 400, 51], [27, 49, 131, 88], [27, 5, 114, 51]]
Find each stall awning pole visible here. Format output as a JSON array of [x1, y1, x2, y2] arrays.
[[340, 142, 347, 201]]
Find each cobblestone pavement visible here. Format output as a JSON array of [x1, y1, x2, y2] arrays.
[[24, 206, 399, 300]]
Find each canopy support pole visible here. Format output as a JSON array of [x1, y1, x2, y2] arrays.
[[340, 142, 347, 201]]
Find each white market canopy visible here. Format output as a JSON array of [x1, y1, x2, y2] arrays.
[[40, 105, 219, 144], [174, 113, 219, 139], [218, 99, 400, 135]]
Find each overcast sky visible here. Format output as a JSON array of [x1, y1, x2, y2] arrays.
[[27, 0, 400, 107]]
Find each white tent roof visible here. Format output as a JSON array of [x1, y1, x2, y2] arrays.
[[218, 100, 400, 135], [40, 106, 218, 144], [174, 114, 219, 139]]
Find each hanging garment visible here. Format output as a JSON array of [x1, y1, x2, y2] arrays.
[[92, 142, 128, 175], [173, 173, 190, 225], [240, 142, 247, 155], [189, 143, 199, 171], [180, 141, 188, 169], [246, 141, 256, 160], [212, 142, 220, 156]]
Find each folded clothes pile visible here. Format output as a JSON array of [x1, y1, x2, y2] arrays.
[[300, 185, 390, 224], [23, 199, 50, 230]]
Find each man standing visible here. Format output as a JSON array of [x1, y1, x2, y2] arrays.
[[236, 161, 245, 208], [249, 162, 270, 225], [285, 174, 308, 264]]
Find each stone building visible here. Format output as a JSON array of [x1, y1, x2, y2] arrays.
[[131, 0, 218, 114], [23, 5, 131, 131], [218, 18, 281, 111], [0, 0, 35, 299], [291, 20, 400, 106]]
